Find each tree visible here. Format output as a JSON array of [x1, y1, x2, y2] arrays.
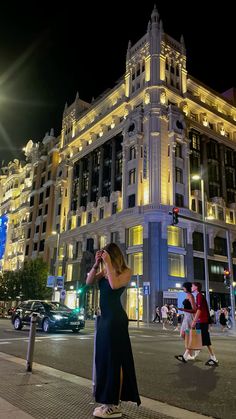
[[0, 271, 21, 302], [18, 258, 51, 300]]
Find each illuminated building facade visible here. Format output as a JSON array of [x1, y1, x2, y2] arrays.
[[0, 141, 37, 272], [45, 6, 236, 315]]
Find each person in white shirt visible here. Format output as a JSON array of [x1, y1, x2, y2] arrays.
[[161, 304, 169, 330]]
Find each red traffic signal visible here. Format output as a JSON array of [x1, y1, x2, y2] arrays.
[[172, 207, 179, 225]]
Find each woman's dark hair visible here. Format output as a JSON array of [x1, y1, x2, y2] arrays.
[[182, 282, 192, 293], [193, 281, 202, 292]]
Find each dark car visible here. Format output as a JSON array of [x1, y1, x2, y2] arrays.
[[11, 300, 85, 333]]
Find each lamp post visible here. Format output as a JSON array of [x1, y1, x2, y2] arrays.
[[192, 170, 210, 308], [52, 231, 60, 301]]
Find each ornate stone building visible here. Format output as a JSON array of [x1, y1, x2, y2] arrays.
[[45, 6, 236, 316]]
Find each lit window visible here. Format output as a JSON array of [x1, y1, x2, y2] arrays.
[[99, 235, 106, 249], [128, 252, 143, 275], [67, 264, 73, 281], [128, 225, 143, 246], [168, 253, 185, 277], [167, 226, 184, 247]]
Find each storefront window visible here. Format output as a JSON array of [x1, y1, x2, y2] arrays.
[[128, 225, 143, 246], [126, 287, 143, 320], [128, 252, 143, 275], [168, 253, 185, 277], [167, 226, 184, 247]]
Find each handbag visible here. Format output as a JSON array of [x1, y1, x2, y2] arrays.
[[185, 328, 202, 350]]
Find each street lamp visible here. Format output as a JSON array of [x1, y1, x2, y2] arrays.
[[192, 170, 210, 308]]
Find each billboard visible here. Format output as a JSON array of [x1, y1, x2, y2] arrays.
[[0, 215, 8, 260]]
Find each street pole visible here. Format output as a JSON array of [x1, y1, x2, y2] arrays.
[[201, 176, 210, 308], [226, 229, 236, 331], [136, 274, 140, 328], [147, 294, 149, 327], [53, 232, 60, 301]]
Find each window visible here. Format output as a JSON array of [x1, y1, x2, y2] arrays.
[[175, 193, 184, 207], [44, 204, 48, 215], [214, 237, 227, 256], [209, 184, 220, 198], [39, 239, 45, 252], [47, 171, 51, 181], [39, 192, 44, 205], [112, 202, 117, 214], [127, 252, 143, 275], [86, 238, 94, 252], [167, 226, 184, 247], [41, 177, 45, 187], [99, 208, 104, 220], [168, 253, 185, 277], [25, 245, 29, 255], [88, 212, 92, 223], [29, 212, 33, 222], [35, 225, 40, 234], [77, 216, 81, 227], [46, 187, 50, 198], [42, 221, 47, 233], [30, 196, 34, 207], [128, 194, 136, 208], [129, 146, 136, 160], [57, 204, 61, 216], [193, 257, 204, 281], [34, 242, 38, 251], [27, 229, 31, 239], [175, 168, 183, 183], [193, 232, 204, 251], [128, 225, 143, 246], [67, 264, 73, 281], [191, 133, 201, 151], [175, 143, 182, 158], [99, 235, 106, 249], [128, 169, 136, 185]]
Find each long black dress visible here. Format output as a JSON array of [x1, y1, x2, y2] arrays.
[[95, 277, 141, 406]]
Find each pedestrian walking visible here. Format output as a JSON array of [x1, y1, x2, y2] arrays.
[[152, 306, 160, 323], [86, 243, 141, 418], [191, 282, 219, 366], [219, 308, 227, 332], [175, 282, 197, 362], [161, 304, 168, 330]]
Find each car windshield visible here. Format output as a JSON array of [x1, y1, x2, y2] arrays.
[[43, 302, 71, 312]]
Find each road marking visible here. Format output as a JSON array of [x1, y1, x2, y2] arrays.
[[76, 336, 93, 340], [49, 338, 68, 341], [139, 334, 153, 338], [0, 342, 10, 345]]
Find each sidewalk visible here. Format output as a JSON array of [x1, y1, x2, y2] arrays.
[[0, 352, 212, 419]]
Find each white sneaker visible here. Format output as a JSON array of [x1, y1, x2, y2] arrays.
[[163, 327, 167, 330], [93, 404, 122, 418]]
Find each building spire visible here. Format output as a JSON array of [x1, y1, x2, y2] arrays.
[[151, 4, 159, 23]]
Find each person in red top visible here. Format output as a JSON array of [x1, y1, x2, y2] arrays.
[[191, 282, 219, 366]]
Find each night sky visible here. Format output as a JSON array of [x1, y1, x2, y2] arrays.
[[0, 1, 235, 164]]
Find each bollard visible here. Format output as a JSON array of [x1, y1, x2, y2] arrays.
[[92, 315, 100, 397], [26, 312, 38, 372]]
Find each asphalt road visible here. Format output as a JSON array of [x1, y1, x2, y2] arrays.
[[0, 318, 235, 419]]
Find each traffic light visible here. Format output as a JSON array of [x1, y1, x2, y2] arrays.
[[172, 207, 179, 225], [224, 268, 231, 288]]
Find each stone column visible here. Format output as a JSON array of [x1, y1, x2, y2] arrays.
[[87, 155, 93, 203]]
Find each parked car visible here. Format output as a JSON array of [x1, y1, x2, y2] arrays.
[[11, 300, 85, 333]]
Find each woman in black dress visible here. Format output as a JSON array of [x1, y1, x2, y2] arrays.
[[86, 243, 141, 418]]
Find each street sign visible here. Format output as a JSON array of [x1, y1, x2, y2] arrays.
[[60, 289, 66, 299], [47, 276, 55, 288], [56, 276, 64, 289], [143, 281, 150, 295]]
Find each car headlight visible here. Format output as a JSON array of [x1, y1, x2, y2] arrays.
[[78, 315, 84, 320], [53, 314, 63, 320]]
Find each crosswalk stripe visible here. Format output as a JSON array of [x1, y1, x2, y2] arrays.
[[0, 342, 10, 345]]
